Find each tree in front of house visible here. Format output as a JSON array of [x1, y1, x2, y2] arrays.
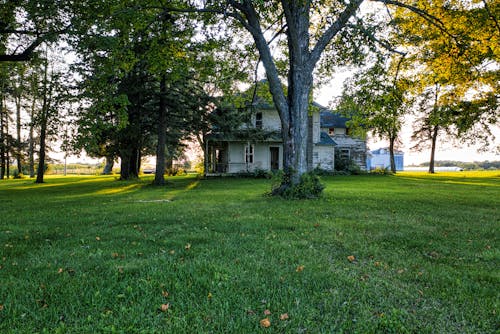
[[167, 0, 487, 196]]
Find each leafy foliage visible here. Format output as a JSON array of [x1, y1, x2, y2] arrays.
[[271, 170, 325, 199]]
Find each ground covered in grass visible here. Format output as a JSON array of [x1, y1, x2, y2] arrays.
[[0, 172, 498, 333]]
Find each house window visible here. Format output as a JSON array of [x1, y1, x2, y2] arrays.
[[255, 112, 263, 129], [328, 128, 335, 136], [245, 144, 254, 163], [340, 149, 350, 160]]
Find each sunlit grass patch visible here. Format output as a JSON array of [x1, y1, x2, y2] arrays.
[[0, 173, 498, 332]]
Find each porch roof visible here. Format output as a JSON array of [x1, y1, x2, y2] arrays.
[[318, 132, 337, 146], [207, 129, 282, 142]]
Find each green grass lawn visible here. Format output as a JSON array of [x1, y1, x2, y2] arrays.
[[0, 172, 498, 333]]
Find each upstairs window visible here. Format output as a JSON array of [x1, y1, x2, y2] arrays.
[[328, 128, 335, 136], [255, 112, 263, 129], [245, 145, 254, 163]]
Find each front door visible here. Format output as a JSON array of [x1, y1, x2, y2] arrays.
[[270, 147, 279, 171]]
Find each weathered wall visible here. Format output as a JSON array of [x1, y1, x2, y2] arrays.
[[312, 146, 335, 171]]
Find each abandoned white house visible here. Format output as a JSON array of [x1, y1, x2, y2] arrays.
[[205, 98, 368, 174]]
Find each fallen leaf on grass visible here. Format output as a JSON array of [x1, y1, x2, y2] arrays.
[[184, 243, 191, 250], [95, 236, 101, 241], [0, 304, 4, 311], [160, 303, 170, 312], [347, 255, 355, 262], [260, 318, 271, 328], [57, 268, 64, 274], [296, 265, 305, 272], [374, 261, 381, 267], [263, 309, 271, 315], [162, 290, 169, 298], [111, 253, 119, 259], [207, 292, 213, 299], [169, 250, 175, 255], [280, 313, 289, 320]]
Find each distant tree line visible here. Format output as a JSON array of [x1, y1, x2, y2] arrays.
[[417, 161, 500, 170]]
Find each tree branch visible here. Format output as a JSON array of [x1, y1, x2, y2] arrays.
[[309, 0, 364, 69]]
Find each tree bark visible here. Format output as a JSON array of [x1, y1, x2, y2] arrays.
[[35, 114, 47, 183], [119, 149, 131, 180], [15, 90, 22, 174], [153, 75, 167, 186], [28, 98, 36, 178], [102, 156, 114, 174], [35, 59, 51, 184], [0, 97, 5, 180], [389, 135, 396, 173], [428, 125, 439, 174]]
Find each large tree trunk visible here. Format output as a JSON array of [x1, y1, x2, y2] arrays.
[[389, 135, 396, 173], [15, 82, 23, 174], [102, 156, 114, 175], [35, 60, 51, 184], [0, 98, 5, 180], [35, 115, 47, 183], [119, 147, 140, 180], [119, 149, 131, 180], [428, 125, 439, 174], [153, 75, 167, 186], [28, 103, 35, 178]]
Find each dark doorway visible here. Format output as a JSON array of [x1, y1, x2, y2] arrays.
[[270, 147, 279, 171]]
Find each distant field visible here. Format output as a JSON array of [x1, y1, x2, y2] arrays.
[[0, 172, 498, 333]]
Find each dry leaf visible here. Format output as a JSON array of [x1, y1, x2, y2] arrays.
[[263, 309, 271, 315], [260, 318, 271, 328], [160, 303, 170, 312], [95, 236, 101, 241], [184, 243, 191, 250], [207, 292, 213, 299], [374, 261, 381, 267], [57, 268, 64, 274], [0, 304, 4, 311], [169, 250, 175, 255], [162, 290, 169, 298], [280, 313, 289, 320], [347, 255, 355, 262], [111, 253, 119, 259], [296, 265, 305, 272]]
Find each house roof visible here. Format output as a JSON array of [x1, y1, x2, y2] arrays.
[[318, 132, 337, 146], [371, 147, 404, 155]]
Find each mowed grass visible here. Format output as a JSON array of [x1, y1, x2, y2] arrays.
[[0, 171, 498, 333]]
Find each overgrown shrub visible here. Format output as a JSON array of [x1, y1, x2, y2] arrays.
[[194, 160, 204, 175], [12, 170, 25, 179], [370, 167, 393, 175], [334, 151, 363, 175], [271, 170, 324, 199], [253, 168, 272, 179]]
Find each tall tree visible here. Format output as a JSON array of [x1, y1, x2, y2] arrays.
[[393, 0, 499, 171], [339, 56, 410, 173]]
